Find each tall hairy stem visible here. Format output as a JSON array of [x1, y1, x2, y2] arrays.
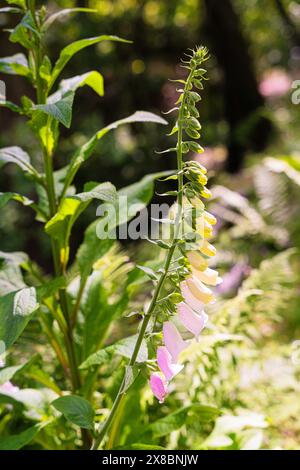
[[28, 0, 90, 447], [91, 68, 195, 450]]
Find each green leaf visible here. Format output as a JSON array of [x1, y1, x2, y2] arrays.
[[76, 172, 171, 280], [52, 395, 94, 429], [63, 111, 167, 194], [6, 0, 25, 8], [0, 100, 23, 115], [96, 110, 168, 139], [43, 8, 97, 30], [80, 334, 148, 369], [0, 146, 36, 175], [0, 250, 28, 295], [0, 287, 38, 349], [121, 365, 140, 393], [0, 53, 30, 77], [48, 71, 104, 102], [136, 265, 158, 280], [148, 405, 220, 438], [0, 191, 33, 210], [9, 12, 39, 49], [0, 423, 46, 450], [0, 278, 65, 348], [34, 91, 75, 128], [45, 182, 117, 242], [50, 35, 131, 89]]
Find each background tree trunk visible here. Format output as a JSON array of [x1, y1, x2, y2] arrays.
[[203, 0, 273, 172]]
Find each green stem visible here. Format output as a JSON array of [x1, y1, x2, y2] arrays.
[[28, 0, 88, 446], [91, 67, 195, 451]]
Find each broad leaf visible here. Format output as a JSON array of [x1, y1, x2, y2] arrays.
[[34, 91, 75, 128], [80, 334, 148, 369], [96, 111, 167, 140], [52, 395, 94, 429], [0, 250, 28, 295], [0, 423, 46, 450], [50, 35, 131, 89], [48, 71, 104, 103], [0, 146, 36, 175], [148, 404, 220, 438], [76, 172, 172, 280], [0, 53, 30, 77], [64, 111, 168, 189], [9, 12, 39, 49], [45, 182, 117, 242], [0, 278, 65, 348]]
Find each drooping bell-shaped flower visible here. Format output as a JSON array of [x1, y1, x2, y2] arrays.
[[192, 267, 222, 286], [180, 280, 204, 313], [200, 239, 216, 257], [187, 251, 208, 271], [186, 276, 215, 304], [163, 321, 188, 362], [177, 302, 208, 337], [157, 346, 183, 381], [204, 210, 217, 226], [150, 372, 168, 403]]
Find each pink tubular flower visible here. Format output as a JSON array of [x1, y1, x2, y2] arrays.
[[180, 280, 204, 313], [150, 372, 168, 403], [163, 321, 187, 362], [157, 346, 183, 381], [178, 302, 208, 337]]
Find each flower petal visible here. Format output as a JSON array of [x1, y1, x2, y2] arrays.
[[186, 276, 215, 304], [187, 251, 209, 271], [180, 280, 205, 313], [163, 321, 188, 362], [192, 267, 222, 286], [178, 302, 208, 337], [150, 373, 168, 403], [157, 346, 184, 381]]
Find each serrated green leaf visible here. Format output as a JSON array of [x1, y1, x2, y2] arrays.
[[121, 365, 140, 393], [52, 395, 94, 429], [96, 111, 167, 139], [50, 35, 131, 89], [136, 265, 158, 280]]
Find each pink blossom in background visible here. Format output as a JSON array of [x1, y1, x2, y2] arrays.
[[259, 70, 292, 98], [150, 372, 168, 403], [157, 346, 183, 381]]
